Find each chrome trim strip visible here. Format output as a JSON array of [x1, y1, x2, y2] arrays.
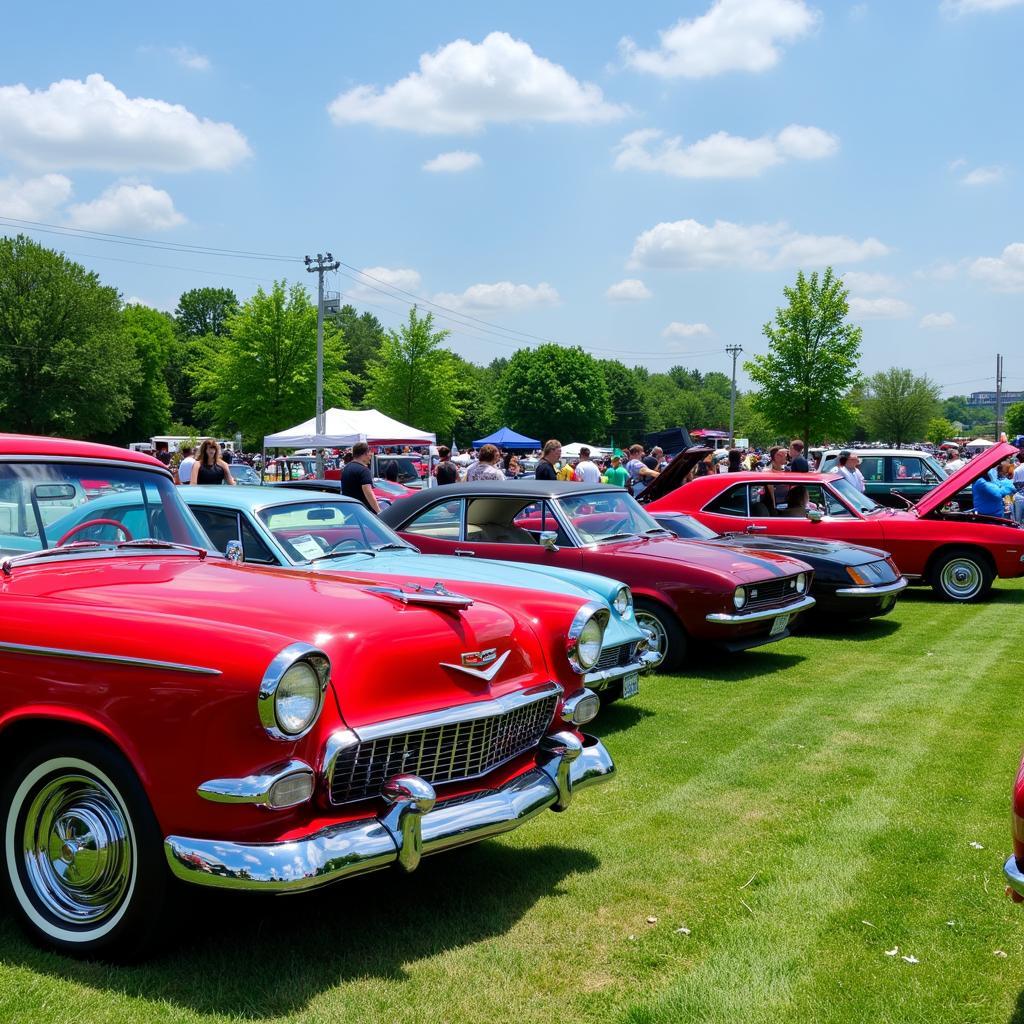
[[164, 735, 614, 892], [1005, 854, 1024, 898], [705, 593, 816, 624], [0, 641, 221, 676], [833, 578, 908, 598], [197, 759, 314, 807], [583, 657, 650, 689], [353, 681, 562, 743]]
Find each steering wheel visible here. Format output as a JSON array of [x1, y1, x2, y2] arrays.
[[325, 538, 363, 554], [57, 519, 133, 546]]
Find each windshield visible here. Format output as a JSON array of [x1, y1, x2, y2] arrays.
[[257, 500, 409, 562], [0, 461, 209, 557], [829, 478, 881, 514], [229, 464, 261, 485], [557, 491, 662, 543], [375, 456, 422, 486], [663, 514, 718, 539]]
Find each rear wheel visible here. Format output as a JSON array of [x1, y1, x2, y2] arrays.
[[928, 548, 994, 602], [1, 737, 168, 960], [633, 599, 687, 672]]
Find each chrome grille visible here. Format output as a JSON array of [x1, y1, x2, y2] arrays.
[[745, 576, 804, 610], [593, 642, 638, 672], [329, 693, 559, 804]]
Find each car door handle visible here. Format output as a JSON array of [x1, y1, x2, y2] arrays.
[[454, 549, 475, 556]]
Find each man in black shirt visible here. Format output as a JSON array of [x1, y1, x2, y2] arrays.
[[535, 439, 561, 481], [435, 446, 458, 485], [788, 439, 809, 473], [341, 441, 381, 513]]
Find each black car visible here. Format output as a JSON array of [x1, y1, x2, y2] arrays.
[[651, 510, 906, 621]]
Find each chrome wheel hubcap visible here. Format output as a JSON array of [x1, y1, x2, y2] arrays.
[[940, 559, 982, 600], [22, 774, 132, 926], [634, 611, 667, 669]]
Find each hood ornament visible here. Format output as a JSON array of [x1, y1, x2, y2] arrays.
[[441, 648, 510, 682]]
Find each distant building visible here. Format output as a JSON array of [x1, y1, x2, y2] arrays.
[[968, 390, 1024, 407]]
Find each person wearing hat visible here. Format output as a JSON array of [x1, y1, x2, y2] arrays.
[[605, 452, 628, 488]]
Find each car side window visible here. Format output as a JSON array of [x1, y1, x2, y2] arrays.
[[706, 484, 748, 516], [858, 457, 884, 482], [513, 501, 571, 545], [402, 499, 463, 540], [748, 485, 773, 518], [892, 457, 925, 482], [240, 517, 278, 564], [822, 486, 853, 516], [192, 507, 241, 553]]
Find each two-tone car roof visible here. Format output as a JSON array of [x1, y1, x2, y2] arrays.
[[0, 434, 167, 468]]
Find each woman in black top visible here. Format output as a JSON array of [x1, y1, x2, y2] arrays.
[[190, 439, 237, 485]]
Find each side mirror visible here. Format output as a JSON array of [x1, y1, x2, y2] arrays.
[[805, 509, 824, 524], [225, 539, 244, 563], [539, 530, 559, 551]]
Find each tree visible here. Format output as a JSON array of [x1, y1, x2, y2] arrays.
[[745, 267, 862, 445], [926, 417, 956, 446], [449, 356, 501, 445], [119, 305, 175, 442], [1006, 401, 1024, 439], [0, 235, 139, 437], [192, 280, 349, 447], [599, 359, 647, 444], [334, 304, 385, 405], [864, 368, 941, 446], [365, 307, 462, 439], [170, 287, 238, 428], [495, 344, 610, 442]]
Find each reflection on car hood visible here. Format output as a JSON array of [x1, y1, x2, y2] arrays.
[[708, 533, 890, 566]]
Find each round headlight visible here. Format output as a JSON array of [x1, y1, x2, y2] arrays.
[[613, 586, 633, 617], [733, 586, 747, 610], [576, 617, 604, 670], [275, 661, 322, 735], [795, 572, 807, 593]]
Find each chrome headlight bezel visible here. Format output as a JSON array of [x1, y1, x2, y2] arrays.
[[566, 601, 610, 674], [733, 586, 747, 610], [613, 585, 633, 617], [259, 642, 330, 740], [795, 572, 808, 593]]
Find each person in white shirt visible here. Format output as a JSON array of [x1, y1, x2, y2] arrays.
[[176, 445, 195, 485], [945, 451, 965, 474], [574, 447, 601, 484], [465, 444, 506, 482], [833, 450, 865, 492], [1012, 454, 1024, 524]]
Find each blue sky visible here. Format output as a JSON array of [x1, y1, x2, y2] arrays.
[[1, 0, 1022, 396]]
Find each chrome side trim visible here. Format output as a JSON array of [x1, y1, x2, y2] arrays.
[[833, 578, 909, 598], [0, 641, 221, 676], [352, 681, 562, 743], [705, 593, 816, 624], [197, 759, 314, 808], [1005, 854, 1024, 898], [164, 734, 614, 893]]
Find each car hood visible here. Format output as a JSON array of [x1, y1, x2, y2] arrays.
[[706, 532, 890, 566], [635, 446, 714, 505], [914, 441, 1019, 516]]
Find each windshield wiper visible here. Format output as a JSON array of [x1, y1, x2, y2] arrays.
[[595, 532, 642, 544], [1, 541, 110, 575], [373, 542, 414, 552], [114, 539, 208, 557], [643, 527, 672, 537], [307, 549, 375, 563]]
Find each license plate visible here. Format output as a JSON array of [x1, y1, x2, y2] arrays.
[[622, 672, 640, 699], [770, 614, 790, 636]]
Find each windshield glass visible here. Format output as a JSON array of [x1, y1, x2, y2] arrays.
[[0, 461, 209, 556], [663, 514, 718, 539], [257, 500, 407, 562], [375, 456, 421, 486], [557, 491, 661, 543], [229, 464, 261, 485], [829, 478, 880, 514]]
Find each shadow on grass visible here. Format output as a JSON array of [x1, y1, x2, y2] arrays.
[[0, 842, 598, 1018], [591, 700, 655, 737], [897, 586, 1023, 606], [688, 649, 805, 684], [1008, 988, 1024, 1024], [800, 616, 901, 641]]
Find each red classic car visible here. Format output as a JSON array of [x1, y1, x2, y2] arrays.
[[646, 441, 1024, 602], [379, 481, 817, 672], [0, 435, 615, 958], [1005, 755, 1024, 903]]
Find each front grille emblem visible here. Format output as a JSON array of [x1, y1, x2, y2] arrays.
[[462, 648, 497, 668], [441, 648, 510, 681]]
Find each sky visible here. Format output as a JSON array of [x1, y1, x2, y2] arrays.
[[1, 0, 1022, 397]]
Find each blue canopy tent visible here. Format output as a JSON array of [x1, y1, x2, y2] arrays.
[[473, 427, 540, 449]]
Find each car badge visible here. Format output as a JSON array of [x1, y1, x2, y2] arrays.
[[441, 648, 510, 682]]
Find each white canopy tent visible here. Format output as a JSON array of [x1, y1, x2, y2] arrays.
[[964, 437, 995, 451], [263, 408, 435, 449], [561, 442, 611, 460]]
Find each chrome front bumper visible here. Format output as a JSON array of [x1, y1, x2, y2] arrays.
[[1005, 855, 1024, 899], [584, 651, 660, 689], [833, 578, 908, 598], [705, 593, 816, 624], [164, 733, 614, 893]]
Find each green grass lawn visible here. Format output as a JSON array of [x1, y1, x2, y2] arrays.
[[3, 581, 1024, 1024]]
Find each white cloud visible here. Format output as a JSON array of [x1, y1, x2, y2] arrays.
[[0, 73, 250, 171], [606, 278, 653, 301], [66, 183, 185, 231], [941, 0, 1024, 15], [327, 31, 626, 134], [422, 150, 482, 173], [433, 281, 559, 311], [347, 266, 424, 301], [920, 312, 957, 329], [848, 296, 913, 319], [968, 242, 1024, 291], [842, 271, 901, 293], [629, 218, 889, 270], [961, 165, 1005, 186], [663, 321, 712, 337], [620, 0, 820, 78], [169, 46, 210, 71], [914, 261, 960, 281], [614, 123, 837, 179], [0, 173, 72, 219]]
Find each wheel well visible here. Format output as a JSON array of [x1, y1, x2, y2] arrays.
[[0, 718, 130, 777], [923, 544, 995, 582], [633, 593, 684, 627]]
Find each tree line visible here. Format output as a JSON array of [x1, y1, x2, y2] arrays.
[[1, 235, 1018, 450]]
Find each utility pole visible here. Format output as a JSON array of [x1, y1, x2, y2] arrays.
[[725, 345, 743, 447], [995, 352, 1004, 440], [305, 252, 340, 477]]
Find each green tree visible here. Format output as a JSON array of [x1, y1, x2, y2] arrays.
[[1005, 401, 1024, 439], [119, 305, 174, 442], [0, 235, 139, 437], [170, 287, 238, 428], [192, 280, 349, 447], [449, 356, 500, 445], [365, 307, 462, 439], [334, 304, 384, 405], [926, 416, 957, 446], [175, 287, 238, 338], [864, 368, 941, 446], [496, 344, 610, 442], [599, 359, 648, 444], [745, 267, 862, 445]]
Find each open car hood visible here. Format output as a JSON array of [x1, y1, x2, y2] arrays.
[[636, 446, 713, 505], [913, 440, 1019, 517]]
